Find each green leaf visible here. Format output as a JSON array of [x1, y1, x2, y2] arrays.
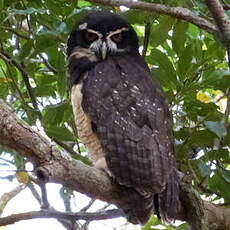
[[203, 69, 230, 91], [123, 10, 156, 25], [148, 49, 177, 88], [57, 71, 67, 98], [176, 223, 191, 230], [204, 149, 230, 163], [56, 22, 68, 34], [43, 101, 69, 126], [17, 40, 34, 60], [187, 24, 200, 39], [150, 15, 175, 46], [0, 0, 3, 11], [209, 169, 230, 201], [190, 159, 212, 179], [184, 95, 219, 121], [46, 125, 75, 141], [78, 0, 92, 7], [45, 47, 65, 71], [204, 121, 227, 138], [34, 84, 56, 97], [177, 44, 193, 80], [189, 130, 216, 147], [221, 169, 230, 183], [36, 74, 57, 86], [0, 82, 8, 97], [223, 133, 230, 147], [172, 20, 188, 54], [142, 215, 160, 230]]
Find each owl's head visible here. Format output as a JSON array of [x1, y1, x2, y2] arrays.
[[67, 11, 139, 60]]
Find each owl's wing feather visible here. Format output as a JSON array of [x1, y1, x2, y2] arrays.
[[82, 54, 175, 190], [82, 53, 180, 222]]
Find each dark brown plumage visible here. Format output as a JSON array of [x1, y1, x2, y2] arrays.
[[67, 11, 180, 225]]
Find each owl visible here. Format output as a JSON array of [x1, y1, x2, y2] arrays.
[[67, 11, 180, 225]]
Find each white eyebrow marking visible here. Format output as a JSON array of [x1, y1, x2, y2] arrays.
[[78, 23, 88, 30], [87, 29, 103, 38], [107, 27, 129, 38]]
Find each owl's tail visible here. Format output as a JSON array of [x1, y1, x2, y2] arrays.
[[158, 167, 181, 221], [120, 168, 181, 225], [119, 186, 154, 225]]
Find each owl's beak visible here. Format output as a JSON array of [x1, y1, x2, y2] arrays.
[[101, 42, 107, 60]]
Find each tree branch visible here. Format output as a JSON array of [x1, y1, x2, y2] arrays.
[[0, 184, 26, 215], [205, 0, 230, 44], [87, 0, 218, 34], [0, 209, 124, 226], [1, 99, 230, 229]]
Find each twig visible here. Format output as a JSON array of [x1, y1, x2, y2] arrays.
[[0, 27, 30, 40], [223, 89, 230, 132], [0, 209, 124, 226], [38, 53, 58, 74], [80, 199, 96, 212], [0, 51, 35, 113], [87, 0, 218, 34], [142, 21, 152, 58], [0, 157, 14, 165], [0, 184, 26, 215], [53, 138, 91, 165], [27, 182, 42, 205], [0, 49, 42, 120]]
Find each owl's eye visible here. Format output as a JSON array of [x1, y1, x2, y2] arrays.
[[111, 32, 123, 43], [85, 31, 98, 42]]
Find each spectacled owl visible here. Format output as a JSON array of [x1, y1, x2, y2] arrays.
[[67, 11, 180, 225]]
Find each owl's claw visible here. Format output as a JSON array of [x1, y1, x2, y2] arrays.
[[94, 157, 112, 177]]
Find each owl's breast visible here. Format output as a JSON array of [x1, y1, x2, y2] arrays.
[[71, 78, 105, 164]]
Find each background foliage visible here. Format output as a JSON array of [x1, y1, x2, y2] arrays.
[[0, 0, 229, 230]]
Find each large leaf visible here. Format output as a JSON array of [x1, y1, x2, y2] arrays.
[[172, 20, 188, 54], [177, 44, 193, 80], [209, 169, 230, 202], [148, 49, 177, 88], [150, 15, 175, 46], [46, 125, 75, 141], [204, 121, 227, 138]]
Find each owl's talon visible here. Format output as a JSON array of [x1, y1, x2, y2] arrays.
[[94, 158, 113, 177]]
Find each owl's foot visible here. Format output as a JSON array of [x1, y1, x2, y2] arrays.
[[94, 157, 112, 177]]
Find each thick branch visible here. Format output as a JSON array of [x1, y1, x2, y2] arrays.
[[205, 0, 230, 44], [1, 99, 230, 229], [87, 0, 218, 34]]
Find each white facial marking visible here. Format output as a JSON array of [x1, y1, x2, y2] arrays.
[[101, 42, 107, 60], [87, 29, 103, 38], [90, 39, 103, 52], [106, 38, 117, 52], [78, 23, 87, 30], [107, 27, 129, 38], [105, 27, 129, 54]]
